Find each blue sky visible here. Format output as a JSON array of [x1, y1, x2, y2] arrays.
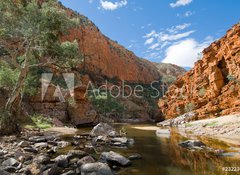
[[59, 0, 240, 68]]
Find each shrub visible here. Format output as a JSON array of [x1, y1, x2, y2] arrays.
[[198, 87, 206, 97], [184, 103, 195, 113], [89, 90, 125, 115], [24, 114, 53, 129]]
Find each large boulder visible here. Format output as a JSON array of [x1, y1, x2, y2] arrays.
[[81, 162, 113, 175], [68, 86, 98, 126], [100, 151, 131, 167], [90, 123, 116, 137]]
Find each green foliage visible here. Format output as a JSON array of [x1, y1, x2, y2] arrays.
[[24, 114, 53, 129], [198, 87, 206, 97], [227, 75, 239, 84], [89, 90, 125, 115], [0, 61, 19, 90], [184, 103, 195, 113], [162, 75, 176, 85], [227, 75, 236, 81]]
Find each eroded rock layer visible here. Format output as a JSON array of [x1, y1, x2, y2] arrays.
[[159, 24, 240, 119]]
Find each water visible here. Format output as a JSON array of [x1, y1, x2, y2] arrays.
[[61, 124, 240, 175]]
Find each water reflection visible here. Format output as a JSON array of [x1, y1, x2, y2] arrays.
[[59, 124, 240, 175], [115, 124, 240, 175]]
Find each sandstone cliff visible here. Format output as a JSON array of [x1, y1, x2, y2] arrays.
[[159, 23, 240, 119], [61, 8, 161, 84]]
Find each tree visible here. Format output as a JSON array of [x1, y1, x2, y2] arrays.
[[0, 0, 82, 134]]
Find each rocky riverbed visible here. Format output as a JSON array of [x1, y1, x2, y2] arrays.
[[0, 123, 141, 175]]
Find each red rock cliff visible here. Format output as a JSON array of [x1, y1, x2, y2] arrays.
[[61, 9, 161, 84], [159, 24, 240, 119]]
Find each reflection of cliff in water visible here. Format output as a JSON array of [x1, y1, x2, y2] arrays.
[[168, 130, 240, 175]]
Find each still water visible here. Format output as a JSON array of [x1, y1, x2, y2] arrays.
[[62, 124, 240, 175], [110, 124, 240, 175]]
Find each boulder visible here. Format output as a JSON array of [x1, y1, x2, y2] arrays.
[[17, 141, 29, 148], [179, 140, 206, 149], [81, 162, 113, 175], [110, 137, 128, 145], [100, 151, 131, 166], [90, 123, 116, 137], [67, 150, 88, 159], [2, 158, 19, 167], [34, 155, 51, 164], [77, 156, 95, 166], [53, 155, 69, 168]]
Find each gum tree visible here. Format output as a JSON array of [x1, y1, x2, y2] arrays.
[[0, 0, 82, 134]]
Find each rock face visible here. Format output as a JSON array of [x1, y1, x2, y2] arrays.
[[154, 63, 186, 80], [159, 24, 240, 119], [61, 9, 161, 84]]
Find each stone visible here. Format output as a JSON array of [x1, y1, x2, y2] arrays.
[[61, 170, 76, 175], [179, 140, 206, 149], [90, 123, 116, 137], [100, 151, 131, 166], [57, 141, 70, 148], [34, 142, 48, 149], [29, 136, 46, 143], [77, 156, 95, 166], [34, 155, 51, 164], [0, 170, 10, 175], [17, 141, 29, 148], [108, 131, 118, 137], [23, 147, 38, 153], [81, 162, 113, 175], [2, 166, 18, 173], [67, 150, 88, 159], [0, 150, 6, 156], [42, 165, 60, 175], [111, 137, 128, 145], [2, 158, 19, 167], [128, 154, 142, 160], [53, 155, 69, 168]]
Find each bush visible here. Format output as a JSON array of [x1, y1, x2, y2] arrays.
[[184, 103, 195, 113], [198, 87, 206, 97], [24, 114, 53, 129], [89, 90, 125, 115]]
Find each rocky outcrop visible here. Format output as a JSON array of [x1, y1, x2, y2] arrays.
[[159, 24, 240, 119], [153, 63, 186, 80], [29, 84, 98, 126]]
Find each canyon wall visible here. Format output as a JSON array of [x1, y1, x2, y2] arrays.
[[159, 24, 240, 119]]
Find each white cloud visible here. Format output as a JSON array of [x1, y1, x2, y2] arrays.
[[144, 30, 156, 38], [149, 43, 160, 50], [167, 23, 191, 33], [158, 30, 195, 42], [161, 38, 213, 67], [144, 38, 154, 45], [170, 0, 193, 8], [100, 0, 127, 11]]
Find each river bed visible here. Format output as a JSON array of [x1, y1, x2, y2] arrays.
[[60, 124, 240, 175]]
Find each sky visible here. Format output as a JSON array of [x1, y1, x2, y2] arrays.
[[59, 0, 240, 68]]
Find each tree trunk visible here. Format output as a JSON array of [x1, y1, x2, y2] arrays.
[[5, 56, 29, 113]]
